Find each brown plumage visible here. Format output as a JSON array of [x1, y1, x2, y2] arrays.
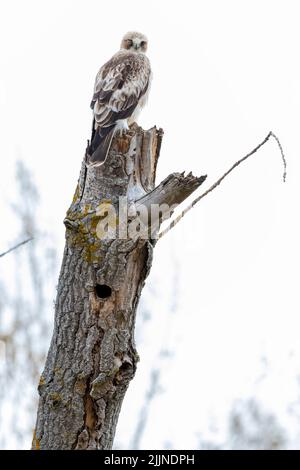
[[86, 32, 152, 167]]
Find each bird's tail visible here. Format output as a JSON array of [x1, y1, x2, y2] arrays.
[[86, 125, 116, 168]]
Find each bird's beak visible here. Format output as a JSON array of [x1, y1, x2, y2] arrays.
[[134, 43, 139, 50]]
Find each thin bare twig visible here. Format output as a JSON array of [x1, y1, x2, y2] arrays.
[[0, 238, 33, 258], [270, 131, 287, 182], [158, 131, 286, 240]]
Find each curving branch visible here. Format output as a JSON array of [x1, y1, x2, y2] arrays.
[[158, 131, 286, 240], [0, 238, 33, 259]]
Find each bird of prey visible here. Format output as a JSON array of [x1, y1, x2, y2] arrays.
[[86, 31, 152, 167]]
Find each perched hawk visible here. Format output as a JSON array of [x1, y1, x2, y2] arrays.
[[86, 31, 152, 167]]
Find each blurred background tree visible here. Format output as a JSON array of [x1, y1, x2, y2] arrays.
[[0, 162, 57, 449]]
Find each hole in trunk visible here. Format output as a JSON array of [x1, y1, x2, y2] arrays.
[[95, 284, 112, 299]]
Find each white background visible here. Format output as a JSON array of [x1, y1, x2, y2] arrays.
[[0, 0, 299, 449]]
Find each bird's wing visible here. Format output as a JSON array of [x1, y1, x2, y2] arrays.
[[91, 53, 150, 129]]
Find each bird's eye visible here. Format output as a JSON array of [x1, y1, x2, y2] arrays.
[[127, 39, 133, 47], [141, 41, 146, 47]]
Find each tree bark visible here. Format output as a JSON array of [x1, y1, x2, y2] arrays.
[[32, 125, 206, 450]]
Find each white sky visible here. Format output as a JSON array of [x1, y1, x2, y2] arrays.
[[0, 0, 300, 449]]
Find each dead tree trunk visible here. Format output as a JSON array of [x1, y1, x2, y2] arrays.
[[32, 125, 206, 450]]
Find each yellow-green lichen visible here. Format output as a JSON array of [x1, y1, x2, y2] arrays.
[[49, 392, 62, 405], [32, 430, 40, 450], [72, 184, 80, 204], [38, 375, 45, 387], [65, 199, 119, 263]]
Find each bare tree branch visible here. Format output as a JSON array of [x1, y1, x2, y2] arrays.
[[0, 238, 33, 259], [158, 131, 286, 240]]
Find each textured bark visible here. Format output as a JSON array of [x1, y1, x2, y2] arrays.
[[32, 125, 206, 450]]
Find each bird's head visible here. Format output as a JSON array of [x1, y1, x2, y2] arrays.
[[121, 31, 148, 53]]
